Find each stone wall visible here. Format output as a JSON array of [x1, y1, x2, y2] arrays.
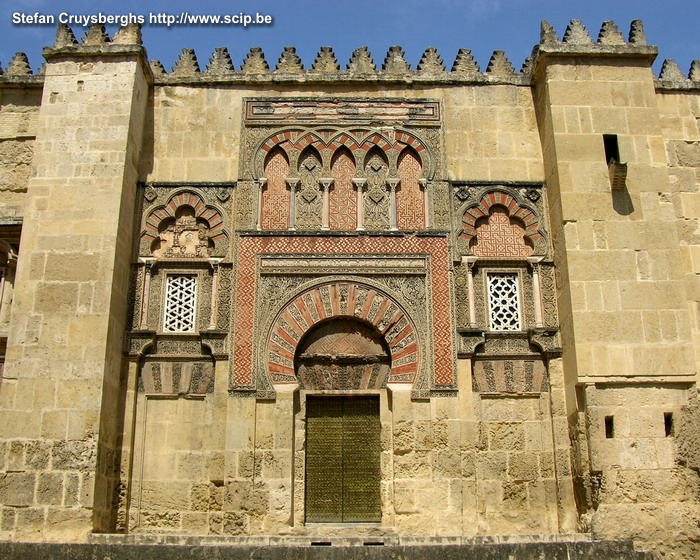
[[0, 18, 698, 560]]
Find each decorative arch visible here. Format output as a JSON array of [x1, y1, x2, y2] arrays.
[[261, 146, 291, 230], [460, 191, 543, 255], [267, 281, 419, 386], [330, 147, 357, 230], [142, 190, 226, 258], [252, 127, 435, 180], [396, 147, 424, 230]]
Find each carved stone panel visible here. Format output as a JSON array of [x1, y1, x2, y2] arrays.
[[472, 358, 548, 393]]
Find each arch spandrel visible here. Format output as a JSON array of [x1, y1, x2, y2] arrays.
[[266, 281, 420, 389]]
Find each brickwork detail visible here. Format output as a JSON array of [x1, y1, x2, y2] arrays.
[[396, 148, 424, 230], [139, 359, 214, 394], [261, 148, 290, 230], [460, 191, 541, 256], [267, 282, 419, 384], [472, 207, 533, 257], [329, 149, 357, 230], [453, 186, 548, 258], [251, 125, 440, 232]]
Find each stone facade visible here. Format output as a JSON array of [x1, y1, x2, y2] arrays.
[[0, 18, 699, 558]]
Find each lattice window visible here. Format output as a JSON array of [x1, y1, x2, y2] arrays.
[[487, 273, 521, 331], [163, 275, 197, 332]]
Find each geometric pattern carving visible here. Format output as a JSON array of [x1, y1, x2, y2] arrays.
[[472, 207, 533, 257], [267, 282, 419, 385], [460, 191, 542, 253], [472, 359, 548, 393], [363, 149, 390, 230], [397, 148, 424, 230], [232, 235, 454, 390], [330, 149, 357, 230], [487, 273, 521, 331], [261, 147, 291, 230], [296, 148, 323, 229], [163, 275, 197, 332]]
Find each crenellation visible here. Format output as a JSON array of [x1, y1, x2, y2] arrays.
[[206, 47, 235, 75], [149, 60, 166, 75], [540, 20, 558, 45], [485, 50, 515, 77], [659, 59, 688, 82], [274, 46, 303, 73], [53, 23, 78, 48], [690, 60, 700, 82], [597, 21, 626, 46], [310, 46, 340, 73], [562, 19, 593, 45], [347, 45, 376, 74], [628, 19, 647, 45], [451, 48, 480, 75], [111, 22, 142, 46], [241, 47, 270, 74], [416, 47, 445, 75], [171, 48, 200, 75], [382, 45, 410, 74], [6, 53, 32, 77], [81, 23, 110, 46]]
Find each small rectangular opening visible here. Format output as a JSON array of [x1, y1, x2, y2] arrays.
[[664, 412, 674, 437], [364, 542, 385, 546], [311, 542, 332, 546], [603, 134, 620, 164], [604, 415, 614, 438]]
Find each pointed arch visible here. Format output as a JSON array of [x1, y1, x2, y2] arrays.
[[396, 147, 424, 230], [330, 148, 357, 230]]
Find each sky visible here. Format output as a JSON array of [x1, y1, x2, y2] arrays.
[[0, 0, 698, 77]]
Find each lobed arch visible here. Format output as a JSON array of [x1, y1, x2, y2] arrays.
[[141, 190, 227, 257], [266, 281, 420, 387], [253, 127, 435, 180], [459, 190, 544, 254]]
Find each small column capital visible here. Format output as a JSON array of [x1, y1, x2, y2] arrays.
[[387, 178, 400, 191]]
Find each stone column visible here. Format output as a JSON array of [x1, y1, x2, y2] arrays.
[[388, 178, 399, 230], [420, 178, 430, 229], [138, 257, 155, 329], [463, 256, 478, 327], [320, 178, 333, 230], [286, 178, 299, 230], [256, 177, 267, 230], [208, 258, 222, 329], [353, 178, 366, 230], [528, 256, 544, 328]]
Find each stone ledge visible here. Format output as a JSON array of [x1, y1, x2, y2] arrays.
[[0, 539, 655, 559]]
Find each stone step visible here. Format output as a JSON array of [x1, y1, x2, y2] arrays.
[[0, 540, 655, 559]]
